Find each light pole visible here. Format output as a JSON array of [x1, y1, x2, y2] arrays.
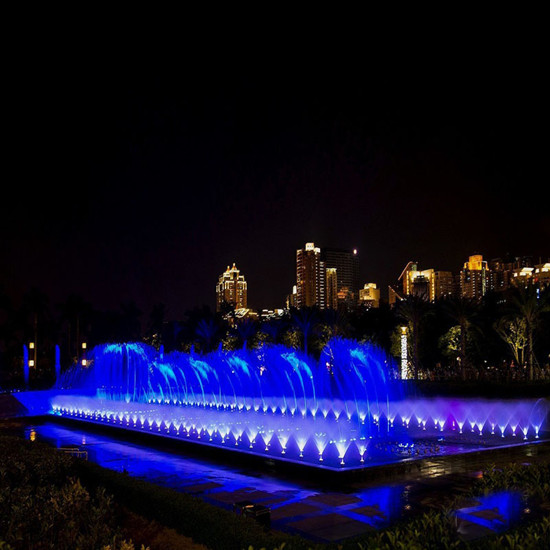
[[400, 326, 408, 380]]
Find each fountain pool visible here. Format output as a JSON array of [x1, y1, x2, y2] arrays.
[[15, 340, 550, 470]]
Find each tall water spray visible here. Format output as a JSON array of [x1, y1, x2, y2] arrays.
[[55, 344, 61, 384], [23, 344, 29, 388], [50, 339, 549, 469]]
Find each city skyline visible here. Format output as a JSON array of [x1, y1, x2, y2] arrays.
[[221, 247, 549, 314], [2, 36, 549, 317]]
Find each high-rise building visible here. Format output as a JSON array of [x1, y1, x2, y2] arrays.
[[433, 271, 454, 299], [322, 247, 360, 307], [399, 262, 433, 300], [326, 268, 338, 310], [296, 243, 326, 309], [359, 283, 380, 308], [489, 255, 540, 293], [286, 285, 298, 309], [534, 263, 550, 289], [460, 254, 489, 300], [398, 262, 454, 301], [216, 263, 248, 312], [399, 262, 415, 296]]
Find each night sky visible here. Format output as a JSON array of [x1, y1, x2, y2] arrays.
[[2, 31, 548, 319]]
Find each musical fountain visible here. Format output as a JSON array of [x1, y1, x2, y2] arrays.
[[23, 338, 547, 471]]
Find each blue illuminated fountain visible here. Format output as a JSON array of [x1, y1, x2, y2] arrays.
[[43, 339, 548, 470]]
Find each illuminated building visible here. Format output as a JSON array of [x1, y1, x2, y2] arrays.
[[534, 263, 550, 289], [322, 247, 360, 307], [216, 263, 248, 312], [286, 285, 298, 309], [326, 268, 338, 309], [337, 287, 355, 310], [433, 271, 454, 299], [399, 262, 433, 301], [388, 285, 404, 307], [512, 267, 534, 287], [359, 283, 380, 308], [296, 243, 326, 309], [399, 261, 418, 296], [460, 254, 489, 300], [487, 255, 550, 293], [398, 262, 454, 302]]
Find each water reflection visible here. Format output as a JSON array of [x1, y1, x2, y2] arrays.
[[456, 491, 524, 534], [25, 421, 405, 533], [21, 421, 529, 539]]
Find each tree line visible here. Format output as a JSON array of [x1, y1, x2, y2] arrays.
[[1, 284, 549, 389]]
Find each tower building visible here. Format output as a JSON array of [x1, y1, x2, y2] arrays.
[[326, 268, 338, 310], [359, 283, 380, 308], [398, 261, 454, 301], [216, 263, 248, 312], [296, 243, 326, 309], [460, 254, 489, 300], [322, 247, 360, 307]]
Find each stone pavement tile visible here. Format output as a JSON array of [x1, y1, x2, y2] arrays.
[[207, 490, 254, 504], [353, 504, 387, 519], [457, 519, 495, 541], [245, 490, 275, 500], [270, 502, 319, 521], [257, 496, 287, 507], [207, 489, 273, 504], [303, 493, 362, 507], [273, 489, 298, 496], [288, 513, 372, 542], [470, 509, 505, 522], [182, 481, 223, 493]]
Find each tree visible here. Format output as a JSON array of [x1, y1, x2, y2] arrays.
[[509, 285, 550, 379], [291, 307, 319, 356], [442, 297, 478, 380], [494, 317, 528, 367], [439, 325, 462, 362], [195, 318, 220, 353], [234, 317, 258, 349]]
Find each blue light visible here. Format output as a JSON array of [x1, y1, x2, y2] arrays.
[[12, 338, 546, 470]]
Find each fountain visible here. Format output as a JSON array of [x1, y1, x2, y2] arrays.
[[18, 339, 550, 470], [23, 344, 29, 388]]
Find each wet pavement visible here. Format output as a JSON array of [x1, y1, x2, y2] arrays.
[[2, 417, 549, 543]]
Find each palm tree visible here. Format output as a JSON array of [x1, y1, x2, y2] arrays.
[[291, 307, 319, 356], [509, 285, 550, 380], [195, 318, 220, 353], [259, 319, 282, 345], [234, 317, 258, 349]]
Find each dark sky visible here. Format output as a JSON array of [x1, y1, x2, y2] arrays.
[[2, 29, 548, 319]]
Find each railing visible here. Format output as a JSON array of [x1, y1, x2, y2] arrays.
[[59, 446, 88, 460]]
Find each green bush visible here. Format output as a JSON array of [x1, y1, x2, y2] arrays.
[[0, 436, 119, 549], [472, 462, 550, 502], [74, 460, 312, 550]]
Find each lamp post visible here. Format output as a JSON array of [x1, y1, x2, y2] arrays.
[[400, 326, 408, 380]]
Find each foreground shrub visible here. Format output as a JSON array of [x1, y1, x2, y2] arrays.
[[0, 436, 118, 549], [75, 460, 311, 550]]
